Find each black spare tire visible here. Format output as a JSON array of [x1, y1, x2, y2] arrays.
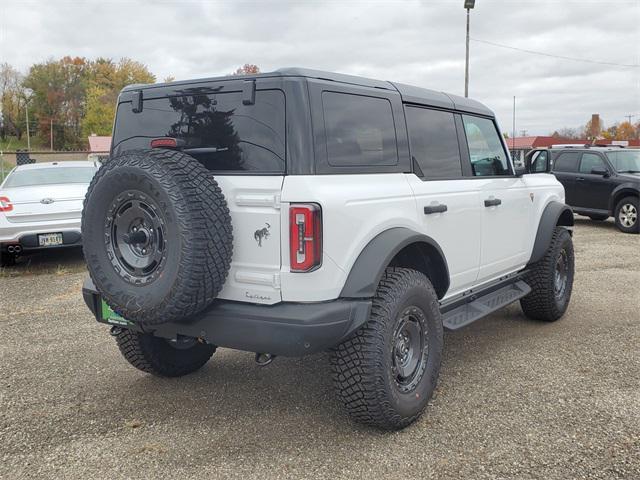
[[82, 149, 233, 325]]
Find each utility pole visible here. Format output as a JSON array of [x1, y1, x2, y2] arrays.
[[520, 129, 528, 137], [512, 96, 516, 150], [624, 114, 635, 124], [50, 117, 53, 151], [25, 106, 31, 150], [464, 1, 476, 98]]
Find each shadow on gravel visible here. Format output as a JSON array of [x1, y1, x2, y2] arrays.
[[573, 215, 618, 232], [0, 246, 86, 277], [84, 308, 542, 435]]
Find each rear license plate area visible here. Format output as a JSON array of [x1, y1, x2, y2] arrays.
[[38, 232, 63, 246]]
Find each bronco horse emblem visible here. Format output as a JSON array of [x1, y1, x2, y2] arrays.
[[254, 223, 271, 247]]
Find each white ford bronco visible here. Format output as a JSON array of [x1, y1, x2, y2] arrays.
[[82, 68, 575, 430]]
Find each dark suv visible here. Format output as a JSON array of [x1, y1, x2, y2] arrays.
[[526, 146, 639, 233]]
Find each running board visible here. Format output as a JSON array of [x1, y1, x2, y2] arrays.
[[441, 280, 531, 330]]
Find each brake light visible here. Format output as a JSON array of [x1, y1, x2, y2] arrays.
[[150, 137, 177, 148], [289, 203, 322, 272], [0, 196, 12, 212]]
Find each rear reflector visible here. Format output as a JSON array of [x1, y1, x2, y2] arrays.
[[0, 196, 12, 212], [150, 137, 178, 149], [289, 203, 322, 272]]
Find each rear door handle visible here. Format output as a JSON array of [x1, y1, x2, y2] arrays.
[[484, 198, 502, 207], [576, 177, 585, 181], [424, 204, 448, 214]]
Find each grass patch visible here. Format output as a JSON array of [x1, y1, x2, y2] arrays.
[[0, 135, 47, 152]]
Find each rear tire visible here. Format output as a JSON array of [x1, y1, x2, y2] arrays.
[[115, 329, 215, 377], [330, 267, 443, 430], [520, 227, 574, 322], [614, 196, 639, 234]]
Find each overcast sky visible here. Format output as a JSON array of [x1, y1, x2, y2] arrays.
[[1, 0, 638, 135]]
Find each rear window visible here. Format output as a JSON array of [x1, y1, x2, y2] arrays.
[[322, 92, 398, 167], [405, 106, 462, 179], [4, 167, 97, 188], [112, 89, 285, 173]]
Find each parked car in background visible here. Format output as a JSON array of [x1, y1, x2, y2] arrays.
[[0, 161, 99, 266], [526, 146, 639, 233]]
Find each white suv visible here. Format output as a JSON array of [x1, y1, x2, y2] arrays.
[[81, 68, 575, 430]]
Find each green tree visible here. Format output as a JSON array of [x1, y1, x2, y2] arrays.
[[82, 85, 114, 137], [23, 56, 89, 149], [0, 63, 27, 141], [82, 58, 155, 138]]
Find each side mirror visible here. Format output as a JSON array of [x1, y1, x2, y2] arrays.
[[525, 149, 551, 174], [514, 165, 527, 177], [591, 167, 609, 176]]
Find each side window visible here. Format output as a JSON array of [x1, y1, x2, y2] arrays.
[[530, 150, 549, 172], [553, 152, 580, 173], [405, 106, 462, 179], [579, 153, 606, 174], [461, 115, 510, 176], [322, 92, 398, 167]]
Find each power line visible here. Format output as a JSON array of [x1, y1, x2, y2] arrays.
[[470, 37, 640, 68]]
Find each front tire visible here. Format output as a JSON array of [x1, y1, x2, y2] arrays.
[[115, 329, 215, 377], [330, 267, 443, 430], [520, 227, 574, 322], [614, 196, 639, 234]]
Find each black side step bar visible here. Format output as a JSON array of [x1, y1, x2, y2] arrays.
[[441, 280, 531, 330]]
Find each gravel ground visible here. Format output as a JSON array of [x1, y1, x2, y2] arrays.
[[1, 217, 638, 479]]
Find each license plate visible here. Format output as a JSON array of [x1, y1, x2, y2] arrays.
[[100, 300, 133, 326], [38, 232, 63, 246]]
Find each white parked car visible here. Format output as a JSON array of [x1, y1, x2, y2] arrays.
[[0, 161, 99, 266]]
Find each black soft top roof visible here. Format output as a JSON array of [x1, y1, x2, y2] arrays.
[[122, 67, 494, 117]]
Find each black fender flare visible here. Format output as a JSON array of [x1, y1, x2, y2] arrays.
[[529, 201, 574, 264], [609, 184, 639, 214], [340, 227, 450, 299]]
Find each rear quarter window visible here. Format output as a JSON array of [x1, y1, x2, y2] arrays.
[[112, 89, 285, 173], [553, 152, 580, 173], [321, 92, 398, 167]]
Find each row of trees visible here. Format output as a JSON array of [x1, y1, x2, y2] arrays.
[[0, 57, 156, 150], [550, 117, 640, 142], [0, 61, 261, 151]]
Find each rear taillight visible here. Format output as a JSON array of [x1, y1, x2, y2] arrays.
[[289, 203, 322, 272], [0, 196, 12, 212]]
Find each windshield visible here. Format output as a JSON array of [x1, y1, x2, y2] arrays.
[[4, 167, 97, 188], [606, 150, 640, 173]]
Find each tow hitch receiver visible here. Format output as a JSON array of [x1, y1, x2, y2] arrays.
[[255, 352, 276, 366]]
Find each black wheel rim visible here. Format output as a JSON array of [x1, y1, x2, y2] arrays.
[[392, 306, 428, 393], [165, 336, 198, 350], [554, 248, 569, 301], [106, 190, 167, 283]]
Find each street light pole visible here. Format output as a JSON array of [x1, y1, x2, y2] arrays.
[[463, 1, 476, 98]]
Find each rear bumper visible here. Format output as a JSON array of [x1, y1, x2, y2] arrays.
[[82, 278, 371, 357], [0, 230, 82, 251], [0, 217, 82, 248]]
